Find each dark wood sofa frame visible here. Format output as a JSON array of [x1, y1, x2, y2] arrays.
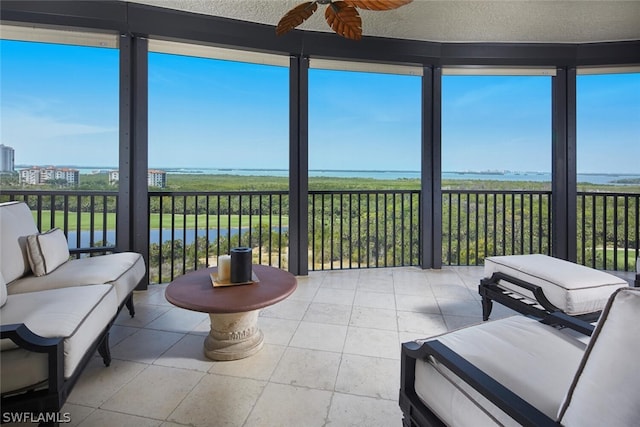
[[399, 313, 595, 427], [1, 322, 111, 425]]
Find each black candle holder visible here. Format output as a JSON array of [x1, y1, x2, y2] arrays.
[[230, 247, 252, 283]]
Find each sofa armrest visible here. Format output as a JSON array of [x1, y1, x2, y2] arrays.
[[1, 323, 64, 394], [401, 340, 559, 427]]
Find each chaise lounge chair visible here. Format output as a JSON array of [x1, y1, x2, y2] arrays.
[[479, 254, 629, 322]]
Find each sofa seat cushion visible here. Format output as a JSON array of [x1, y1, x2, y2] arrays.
[[7, 252, 144, 306], [414, 316, 586, 426], [485, 254, 628, 315], [0, 285, 117, 394]]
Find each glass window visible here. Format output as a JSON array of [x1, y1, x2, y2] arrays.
[[0, 38, 119, 250], [308, 69, 421, 188], [441, 75, 552, 265], [147, 50, 289, 280], [442, 75, 552, 188], [576, 72, 640, 271], [0, 39, 119, 189], [148, 52, 289, 187], [308, 68, 421, 269], [577, 73, 640, 188]]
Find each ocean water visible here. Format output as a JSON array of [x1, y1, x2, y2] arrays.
[[76, 167, 640, 186]]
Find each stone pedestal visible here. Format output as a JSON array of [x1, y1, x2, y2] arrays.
[[203, 310, 264, 361]]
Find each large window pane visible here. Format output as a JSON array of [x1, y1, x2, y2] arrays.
[[148, 53, 289, 182], [309, 69, 421, 187], [577, 73, 640, 186], [0, 39, 118, 185], [576, 72, 640, 271], [147, 51, 289, 281], [441, 75, 552, 265], [442, 75, 552, 187], [0, 38, 119, 249], [308, 68, 421, 269]]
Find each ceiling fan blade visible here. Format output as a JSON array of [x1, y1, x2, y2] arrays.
[[276, 1, 319, 36], [325, 1, 362, 40], [344, 0, 413, 11]]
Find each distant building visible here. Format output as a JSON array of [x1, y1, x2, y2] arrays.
[[108, 170, 119, 186], [19, 166, 79, 186], [56, 168, 79, 185], [19, 167, 40, 185], [109, 169, 167, 188], [148, 170, 167, 188], [0, 144, 15, 173]]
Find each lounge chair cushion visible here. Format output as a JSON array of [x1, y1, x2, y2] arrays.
[[485, 254, 628, 315], [0, 272, 6, 308], [25, 228, 70, 276], [559, 287, 640, 426], [0, 201, 39, 283], [414, 316, 586, 426], [7, 252, 145, 306], [0, 284, 116, 394]]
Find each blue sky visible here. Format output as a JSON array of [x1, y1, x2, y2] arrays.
[[1, 40, 638, 174]]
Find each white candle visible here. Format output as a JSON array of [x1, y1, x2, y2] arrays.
[[217, 255, 231, 282]]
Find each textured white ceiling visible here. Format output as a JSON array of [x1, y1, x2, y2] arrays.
[[127, 0, 640, 43]]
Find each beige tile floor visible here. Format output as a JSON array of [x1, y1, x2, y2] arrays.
[[56, 266, 634, 426]]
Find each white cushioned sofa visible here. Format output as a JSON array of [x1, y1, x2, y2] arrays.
[[400, 287, 640, 427], [0, 201, 145, 422]]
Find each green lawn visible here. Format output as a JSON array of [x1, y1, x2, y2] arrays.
[[34, 212, 288, 231], [593, 247, 638, 270]]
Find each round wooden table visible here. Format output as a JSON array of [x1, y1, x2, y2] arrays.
[[165, 264, 297, 361]]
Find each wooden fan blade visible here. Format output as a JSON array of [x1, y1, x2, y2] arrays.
[[325, 2, 362, 40], [344, 0, 412, 11], [276, 1, 319, 36]]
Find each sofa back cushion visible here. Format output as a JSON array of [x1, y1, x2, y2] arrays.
[[0, 201, 39, 283], [559, 287, 640, 426], [26, 228, 70, 276]]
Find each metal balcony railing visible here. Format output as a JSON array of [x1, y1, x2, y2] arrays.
[[148, 191, 289, 284], [309, 190, 421, 271], [577, 191, 640, 271], [1, 190, 118, 254], [2, 189, 638, 284], [442, 190, 553, 266]]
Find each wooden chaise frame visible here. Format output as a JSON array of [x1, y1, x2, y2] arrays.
[[478, 271, 603, 323]]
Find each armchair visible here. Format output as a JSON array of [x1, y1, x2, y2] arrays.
[[400, 287, 640, 427]]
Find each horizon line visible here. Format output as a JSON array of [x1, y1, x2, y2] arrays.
[[13, 165, 640, 176]]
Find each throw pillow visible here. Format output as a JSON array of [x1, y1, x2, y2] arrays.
[[25, 228, 70, 276]]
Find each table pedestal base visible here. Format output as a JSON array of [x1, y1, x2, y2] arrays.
[[204, 310, 264, 361]]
